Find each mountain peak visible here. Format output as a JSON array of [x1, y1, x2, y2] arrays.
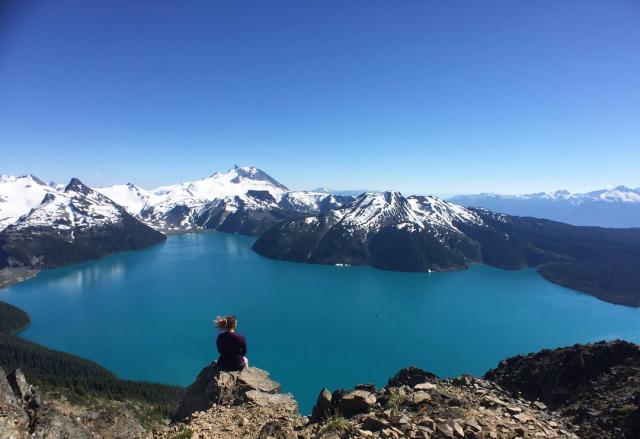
[[64, 178, 93, 195], [356, 190, 403, 201], [228, 166, 288, 191]]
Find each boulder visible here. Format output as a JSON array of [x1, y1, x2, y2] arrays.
[[0, 368, 29, 439], [354, 383, 376, 392], [0, 367, 18, 406], [6, 368, 42, 410], [0, 368, 99, 439], [310, 388, 332, 422], [414, 382, 437, 391], [362, 415, 389, 432], [387, 367, 438, 388], [411, 391, 431, 404], [6, 369, 30, 400], [338, 390, 377, 417], [174, 364, 295, 421]]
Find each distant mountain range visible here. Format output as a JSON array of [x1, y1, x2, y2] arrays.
[[96, 166, 354, 234], [0, 167, 354, 237], [449, 186, 640, 228], [1, 168, 640, 307], [0, 168, 355, 269], [310, 188, 373, 197]]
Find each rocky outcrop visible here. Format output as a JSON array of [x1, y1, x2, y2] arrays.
[[259, 369, 578, 439], [3, 341, 640, 438], [174, 364, 297, 421], [164, 342, 640, 438], [485, 340, 640, 438], [159, 364, 298, 439], [164, 362, 580, 439], [0, 367, 146, 438]]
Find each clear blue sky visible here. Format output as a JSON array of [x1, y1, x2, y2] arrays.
[[1, 0, 639, 195]]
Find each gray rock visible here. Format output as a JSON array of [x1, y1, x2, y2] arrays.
[[0, 379, 28, 439], [311, 388, 332, 422], [0, 367, 18, 406], [361, 416, 389, 432], [533, 400, 548, 410], [174, 364, 289, 421], [338, 390, 377, 417], [258, 420, 298, 439], [411, 391, 432, 404], [238, 367, 281, 394], [354, 383, 377, 392], [413, 382, 437, 391], [29, 407, 96, 439], [6, 369, 29, 401], [387, 367, 438, 388], [245, 389, 298, 412], [6, 368, 41, 410], [85, 404, 147, 438]]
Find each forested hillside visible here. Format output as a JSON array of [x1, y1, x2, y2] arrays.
[[0, 300, 184, 418]]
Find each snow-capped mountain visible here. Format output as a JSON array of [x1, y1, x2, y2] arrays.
[[279, 191, 354, 215], [0, 178, 165, 269], [0, 166, 353, 238], [0, 175, 59, 231], [310, 187, 372, 197], [253, 191, 484, 271], [95, 183, 151, 216], [449, 186, 640, 228], [253, 191, 640, 306], [97, 166, 354, 233]]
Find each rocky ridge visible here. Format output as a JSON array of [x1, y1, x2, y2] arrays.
[[160, 365, 579, 439], [2, 341, 639, 438], [485, 340, 640, 438], [160, 341, 640, 438], [0, 367, 147, 439]]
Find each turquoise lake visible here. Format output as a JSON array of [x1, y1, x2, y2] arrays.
[[2, 232, 640, 413]]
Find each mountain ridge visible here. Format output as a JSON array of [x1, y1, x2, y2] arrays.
[[254, 191, 640, 306], [0, 178, 165, 269], [2, 168, 640, 306]]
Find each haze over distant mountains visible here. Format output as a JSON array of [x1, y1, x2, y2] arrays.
[[449, 187, 640, 228]]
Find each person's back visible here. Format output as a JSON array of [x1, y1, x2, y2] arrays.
[[214, 315, 248, 371]]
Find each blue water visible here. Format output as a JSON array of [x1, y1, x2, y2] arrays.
[[2, 232, 640, 413]]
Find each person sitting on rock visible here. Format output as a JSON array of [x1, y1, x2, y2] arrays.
[[214, 315, 248, 371]]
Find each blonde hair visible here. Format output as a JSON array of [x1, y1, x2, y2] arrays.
[[215, 315, 237, 331]]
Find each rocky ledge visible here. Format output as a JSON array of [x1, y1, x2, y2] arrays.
[[162, 341, 640, 439], [485, 339, 640, 438], [173, 363, 298, 422], [161, 366, 579, 439], [0, 367, 146, 438], [3, 341, 639, 438]]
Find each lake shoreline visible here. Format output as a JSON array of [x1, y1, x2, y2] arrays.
[[4, 232, 639, 413], [0, 267, 40, 291], [2, 227, 638, 309]]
